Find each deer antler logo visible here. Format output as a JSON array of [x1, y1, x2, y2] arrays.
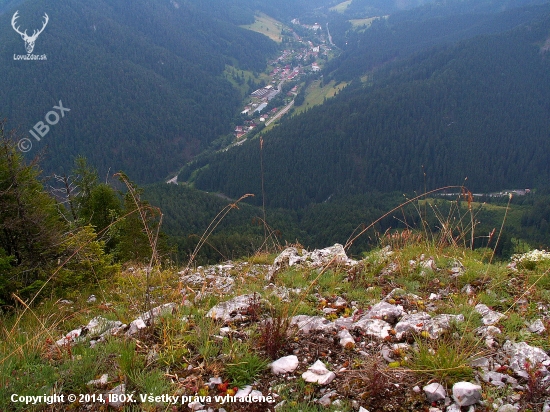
[[11, 11, 49, 54]]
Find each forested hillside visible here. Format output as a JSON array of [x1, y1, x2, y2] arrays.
[[325, 1, 550, 80], [0, 0, 276, 182], [186, 11, 550, 209]]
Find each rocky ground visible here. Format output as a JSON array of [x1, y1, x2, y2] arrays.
[[24, 245, 550, 411]]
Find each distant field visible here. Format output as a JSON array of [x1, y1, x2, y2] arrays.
[[294, 80, 348, 115], [350, 16, 385, 29], [330, 0, 352, 13], [240, 12, 283, 43]]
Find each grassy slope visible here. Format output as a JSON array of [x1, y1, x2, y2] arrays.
[[240, 12, 284, 43], [293, 80, 349, 115], [1, 240, 549, 411]]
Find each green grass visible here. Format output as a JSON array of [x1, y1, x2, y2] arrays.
[[294, 80, 348, 115], [225, 352, 268, 387], [329, 0, 352, 13], [240, 13, 284, 43], [407, 337, 478, 385]]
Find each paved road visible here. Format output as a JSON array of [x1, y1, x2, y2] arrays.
[[265, 99, 294, 127]]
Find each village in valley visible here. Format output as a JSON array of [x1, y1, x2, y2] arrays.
[[232, 18, 334, 143]]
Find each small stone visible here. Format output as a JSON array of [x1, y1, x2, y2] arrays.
[[87, 294, 97, 303], [318, 392, 333, 407], [235, 386, 252, 399], [461, 284, 474, 295], [207, 377, 223, 388], [497, 405, 519, 412], [302, 360, 336, 385], [413, 385, 421, 393], [271, 355, 299, 374], [188, 401, 204, 411], [528, 319, 546, 334], [87, 374, 108, 388], [482, 371, 517, 387], [475, 304, 505, 326], [359, 407, 370, 412], [452, 382, 482, 406], [107, 384, 126, 408], [338, 329, 355, 348], [423, 382, 446, 402]]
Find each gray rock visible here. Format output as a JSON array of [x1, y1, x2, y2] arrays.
[[452, 382, 482, 406], [497, 405, 519, 412], [543, 402, 550, 412], [446, 404, 461, 412], [482, 371, 518, 387], [290, 315, 336, 334], [126, 318, 147, 336], [528, 319, 546, 334], [57, 316, 123, 346], [450, 260, 465, 276], [235, 386, 252, 399], [423, 382, 446, 402], [352, 318, 393, 340], [206, 294, 259, 323], [308, 244, 357, 268], [502, 340, 550, 375], [476, 325, 502, 338], [475, 304, 505, 325], [107, 384, 126, 408], [461, 284, 475, 295], [180, 273, 235, 294], [318, 391, 335, 407], [363, 301, 403, 324], [338, 329, 355, 348], [394, 312, 431, 339], [268, 244, 357, 280], [425, 314, 464, 339]]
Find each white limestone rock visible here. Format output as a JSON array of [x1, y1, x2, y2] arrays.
[[290, 315, 336, 334], [497, 404, 519, 412], [268, 244, 357, 280], [502, 340, 550, 376], [482, 371, 518, 388], [394, 312, 431, 339], [181, 273, 235, 294], [271, 355, 299, 374], [527, 319, 546, 334], [425, 314, 464, 339], [423, 382, 446, 402], [107, 384, 126, 409], [206, 294, 259, 323], [235, 386, 252, 399], [302, 360, 336, 385], [352, 318, 393, 340], [363, 301, 403, 324], [475, 304, 505, 326], [87, 373, 108, 388], [452, 382, 482, 406], [338, 329, 355, 348]]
